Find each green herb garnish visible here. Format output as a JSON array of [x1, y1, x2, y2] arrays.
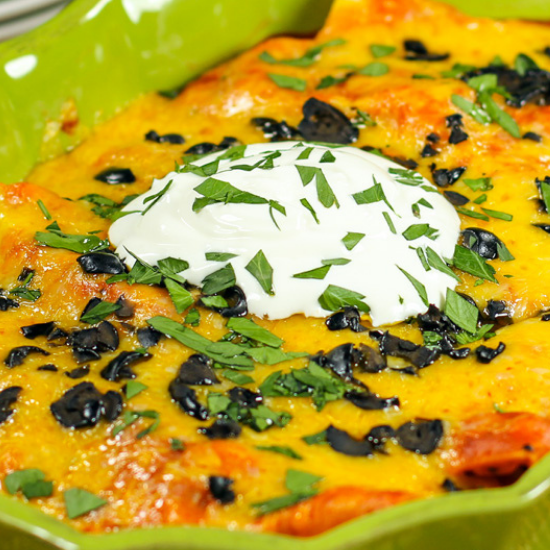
[[5, 469, 53, 500], [453, 245, 497, 282], [201, 264, 236, 295], [444, 288, 478, 333], [318, 285, 370, 314], [124, 380, 148, 400], [80, 300, 121, 324], [64, 488, 107, 519], [255, 445, 302, 460], [112, 409, 160, 439], [245, 250, 275, 295], [267, 73, 307, 91], [342, 232, 365, 250], [370, 44, 396, 58], [397, 267, 429, 307]]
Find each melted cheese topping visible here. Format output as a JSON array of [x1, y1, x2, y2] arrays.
[[109, 143, 460, 325]]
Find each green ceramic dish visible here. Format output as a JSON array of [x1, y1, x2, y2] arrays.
[[1, 0, 550, 549]]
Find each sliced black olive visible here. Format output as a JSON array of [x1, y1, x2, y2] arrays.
[[446, 114, 464, 127], [115, 296, 135, 319], [344, 391, 399, 410], [47, 327, 68, 341], [94, 168, 136, 185], [145, 130, 186, 145], [176, 354, 219, 386], [523, 132, 542, 142], [325, 307, 366, 332], [80, 297, 102, 321], [185, 142, 217, 155], [208, 476, 235, 504], [218, 136, 240, 149], [427, 132, 440, 143], [403, 39, 449, 61], [420, 144, 438, 157], [198, 419, 242, 439], [21, 321, 56, 340], [0, 386, 22, 424], [444, 191, 469, 206], [50, 382, 122, 428], [298, 98, 358, 144], [365, 425, 395, 453], [77, 252, 126, 275], [353, 343, 387, 373], [228, 387, 262, 408], [251, 117, 300, 141], [533, 223, 550, 234], [431, 166, 466, 187], [395, 419, 443, 454], [442, 478, 461, 492], [65, 366, 90, 379], [5, 346, 49, 368], [449, 127, 468, 144], [313, 343, 355, 382], [475, 342, 506, 364], [69, 321, 119, 355], [376, 331, 440, 369], [326, 425, 373, 456], [483, 300, 512, 327], [542, 313, 550, 321], [462, 228, 503, 260], [202, 286, 248, 318], [168, 380, 209, 420], [72, 347, 101, 363], [101, 351, 152, 382], [38, 364, 58, 372], [0, 296, 19, 311], [137, 326, 163, 348]]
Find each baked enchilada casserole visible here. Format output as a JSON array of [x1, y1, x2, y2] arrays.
[[1, 0, 550, 537]]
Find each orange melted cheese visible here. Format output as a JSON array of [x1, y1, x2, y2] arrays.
[[0, 0, 549, 537]]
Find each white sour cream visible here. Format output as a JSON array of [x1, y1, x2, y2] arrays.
[[109, 142, 461, 326]]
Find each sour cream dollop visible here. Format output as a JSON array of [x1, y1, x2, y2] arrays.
[[109, 142, 461, 326]]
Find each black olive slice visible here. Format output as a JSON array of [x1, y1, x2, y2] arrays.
[[94, 168, 136, 184], [5, 346, 49, 368], [523, 132, 542, 142], [442, 478, 462, 492], [38, 364, 58, 372], [431, 166, 466, 187], [218, 136, 240, 149], [251, 117, 300, 141], [77, 252, 127, 275], [365, 425, 396, 453], [298, 98, 358, 144], [475, 342, 506, 364], [137, 327, 163, 348], [114, 296, 135, 319], [446, 114, 464, 127], [420, 144, 438, 158], [69, 321, 119, 354], [395, 419, 443, 454], [65, 366, 90, 379], [462, 228, 503, 260], [376, 331, 440, 369], [169, 380, 209, 420], [0, 296, 19, 311], [101, 350, 152, 381], [483, 300, 512, 327], [202, 286, 248, 318], [403, 39, 449, 62], [325, 307, 366, 332], [326, 425, 373, 456], [443, 191, 469, 206], [228, 387, 262, 408], [176, 354, 219, 386], [186, 142, 217, 155], [353, 343, 387, 373], [427, 133, 440, 143], [50, 382, 122, 428], [145, 130, 186, 145], [0, 386, 22, 424], [199, 419, 242, 440], [449, 126, 468, 144], [208, 476, 235, 504], [344, 391, 399, 410], [533, 223, 550, 234], [21, 321, 56, 340]]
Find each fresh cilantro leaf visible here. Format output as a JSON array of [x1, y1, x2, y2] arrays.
[[255, 445, 302, 460], [473, 194, 488, 204], [455, 207, 490, 222], [80, 300, 121, 324], [205, 252, 238, 262], [425, 247, 461, 282], [259, 38, 345, 68], [455, 323, 494, 344], [170, 438, 185, 451], [245, 250, 275, 295], [222, 370, 254, 385], [64, 488, 107, 519], [321, 258, 350, 266], [5, 469, 53, 499], [389, 167, 424, 187], [444, 288, 479, 333], [441, 63, 477, 79], [251, 493, 311, 516], [463, 177, 493, 192], [318, 285, 370, 313], [125, 380, 148, 400], [35, 226, 109, 254], [9, 286, 41, 302], [540, 181, 550, 213], [514, 53, 538, 76], [315, 169, 339, 208], [402, 224, 438, 241], [112, 409, 160, 439], [226, 317, 283, 347], [184, 308, 200, 326], [285, 469, 322, 493], [316, 74, 350, 89], [453, 245, 497, 282], [496, 242, 515, 262], [37, 200, 52, 220], [478, 91, 520, 138], [201, 264, 236, 295], [200, 295, 228, 308], [164, 278, 194, 313], [352, 109, 376, 128], [342, 232, 365, 250], [193, 177, 272, 212], [353, 181, 386, 204], [451, 94, 492, 125], [245, 347, 308, 365], [320, 151, 336, 163], [267, 73, 307, 91], [141, 179, 173, 215], [157, 257, 189, 283], [302, 429, 328, 445], [481, 207, 513, 221], [297, 147, 314, 160], [293, 265, 331, 280], [300, 198, 320, 224], [397, 266, 429, 307], [358, 62, 389, 76], [370, 44, 396, 58], [415, 247, 430, 271]]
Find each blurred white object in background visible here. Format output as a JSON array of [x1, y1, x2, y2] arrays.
[[0, 0, 71, 42]]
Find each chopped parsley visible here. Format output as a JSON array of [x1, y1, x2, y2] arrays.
[[35, 222, 109, 254], [444, 289, 478, 333], [318, 284, 370, 314], [64, 488, 107, 519], [267, 73, 307, 92], [453, 245, 497, 283], [342, 232, 365, 250], [370, 44, 396, 58], [397, 267, 429, 307], [80, 300, 121, 324], [245, 250, 275, 295], [112, 409, 160, 439], [255, 445, 303, 460]]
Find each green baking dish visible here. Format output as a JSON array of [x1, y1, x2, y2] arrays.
[[1, 0, 550, 548]]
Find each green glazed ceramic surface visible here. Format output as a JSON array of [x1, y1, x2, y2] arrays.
[[1, 0, 550, 549]]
